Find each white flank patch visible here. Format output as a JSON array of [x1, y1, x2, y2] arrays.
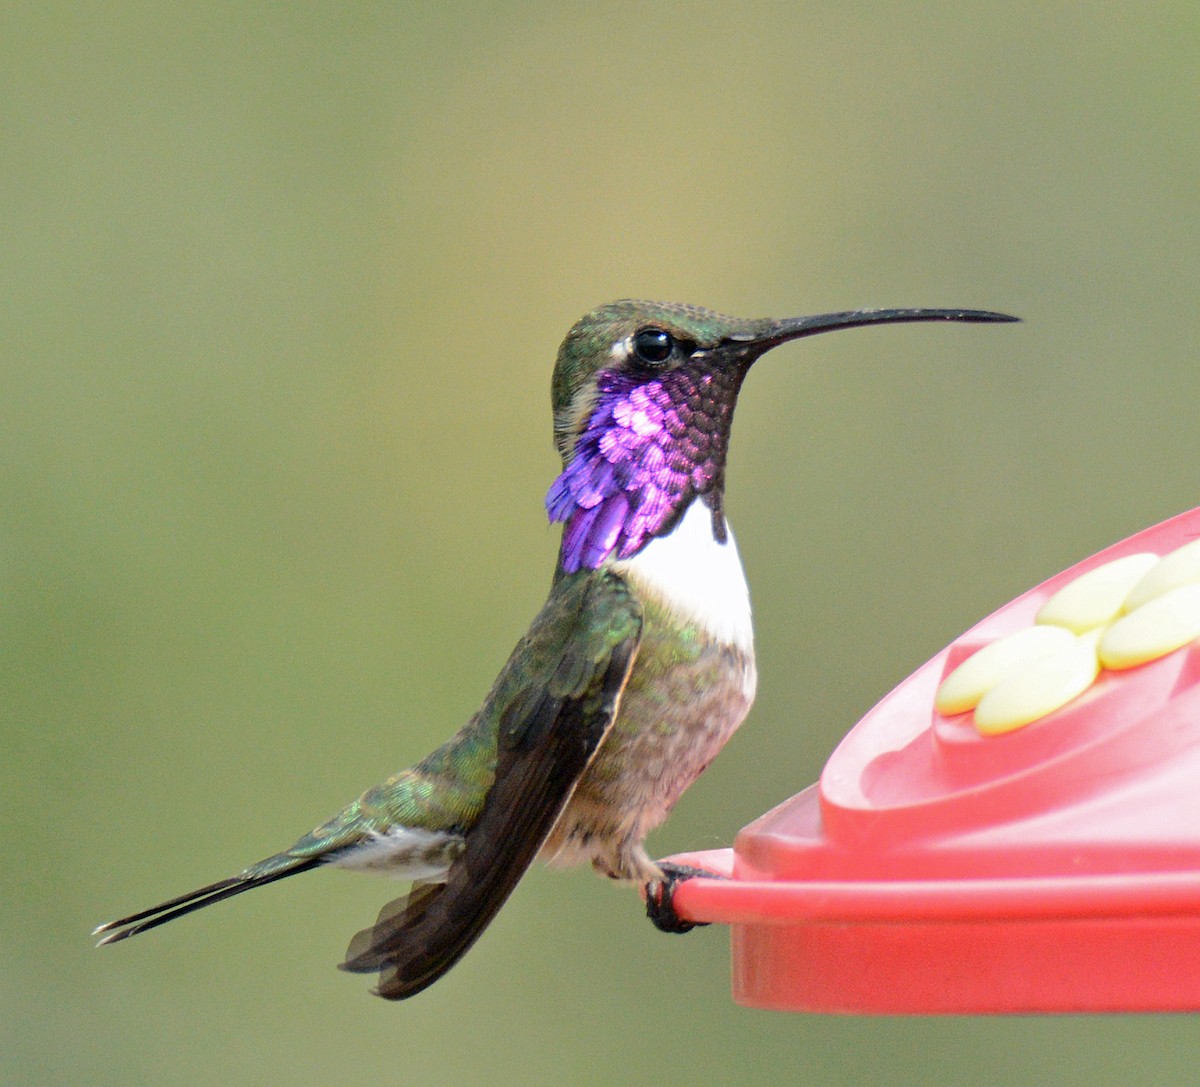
[[330, 825, 460, 882], [613, 500, 754, 654]]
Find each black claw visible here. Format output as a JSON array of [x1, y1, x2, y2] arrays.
[[645, 862, 726, 934]]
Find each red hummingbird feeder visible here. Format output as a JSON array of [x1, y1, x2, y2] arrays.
[[665, 505, 1200, 1013]]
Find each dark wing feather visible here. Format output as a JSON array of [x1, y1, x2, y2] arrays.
[[340, 570, 642, 999]]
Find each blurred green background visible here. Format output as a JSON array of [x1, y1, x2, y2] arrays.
[[6, 3, 1200, 1084]]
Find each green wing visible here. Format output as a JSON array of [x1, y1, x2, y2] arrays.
[[341, 568, 643, 999]]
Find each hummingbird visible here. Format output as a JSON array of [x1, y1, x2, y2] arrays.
[[95, 299, 1017, 999]]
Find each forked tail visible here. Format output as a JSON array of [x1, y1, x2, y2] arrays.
[[93, 855, 322, 946]]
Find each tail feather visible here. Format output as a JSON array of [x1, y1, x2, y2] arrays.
[[94, 856, 323, 946]]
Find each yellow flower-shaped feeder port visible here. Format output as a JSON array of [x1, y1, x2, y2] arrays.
[[936, 539, 1200, 735]]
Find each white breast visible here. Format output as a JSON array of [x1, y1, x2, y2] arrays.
[[612, 500, 754, 654]]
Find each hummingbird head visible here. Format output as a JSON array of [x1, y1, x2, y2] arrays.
[[546, 299, 1017, 573]]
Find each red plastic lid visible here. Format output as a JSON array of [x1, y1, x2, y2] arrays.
[[668, 506, 1200, 1013]]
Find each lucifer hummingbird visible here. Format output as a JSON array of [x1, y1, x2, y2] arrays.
[[95, 300, 1017, 998]]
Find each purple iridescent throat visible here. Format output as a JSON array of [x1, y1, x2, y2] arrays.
[[545, 361, 746, 573]]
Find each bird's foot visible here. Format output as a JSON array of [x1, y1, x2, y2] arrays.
[[645, 862, 726, 934]]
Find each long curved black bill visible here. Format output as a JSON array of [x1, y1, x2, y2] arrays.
[[744, 307, 1019, 354]]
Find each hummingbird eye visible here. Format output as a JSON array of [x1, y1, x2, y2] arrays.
[[632, 327, 674, 365]]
